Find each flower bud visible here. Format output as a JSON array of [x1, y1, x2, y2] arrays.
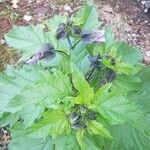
[[56, 23, 67, 40], [25, 43, 55, 64], [111, 58, 116, 65], [88, 55, 102, 69], [69, 112, 80, 124], [88, 113, 96, 120], [81, 30, 105, 44], [72, 26, 82, 35], [80, 106, 87, 114], [106, 70, 116, 82]]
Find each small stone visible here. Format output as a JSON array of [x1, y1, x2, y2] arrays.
[[64, 5, 71, 12], [141, 1, 146, 5], [0, 39, 5, 44], [11, 0, 19, 9], [144, 8, 148, 13], [23, 15, 32, 21]]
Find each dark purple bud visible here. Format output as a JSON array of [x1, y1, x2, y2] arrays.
[[26, 52, 42, 64], [66, 21, 73, 27], [81, 30, 105, 44], [26, 43, 55, 64], [111, 58, 116, 65], [56, 23, 67, 40], [80, 106, 87, 114], [88, 55, 102, 69], [81, 30, 93, 44], [72, 121, 83, 130], [73, 26, 82, 35], [88, 113, 96, 120], [106, 70, 116, 82], [103, 55, 111, 60], [92, 30, 105, 43], [69, 112, 80, 124], [38, 43, 54, 52]]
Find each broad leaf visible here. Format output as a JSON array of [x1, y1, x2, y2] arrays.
[[9, 136, 53, 150], [27, 109, 70, 139], [0, 65, 49, 114], [55, 134, 80, 150], [5, 25, 54, 61], [71, 64, 94, 105], [105, 28, 115, 50], [19, 105, 45, 127], [46, 15, 67, 33], [116, 42, 143, 65], [105, 123, 150, 150], [76, 129, 85, 149], [74, 0, 100, 30], [96, 94, 150, 137], [87, 120, 112, 139], [3, 67, 72, 113], [83, 134, 102, 150], [0, 112, 19, 127]]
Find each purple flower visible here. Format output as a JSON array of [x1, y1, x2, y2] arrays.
[[56, 23, 67, 40], [81, 30, 105, 44], [72, 26, 82, 35], [26, 43, 55, 64], [88, 54, 102, 69]]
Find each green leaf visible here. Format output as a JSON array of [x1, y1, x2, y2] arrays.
[[9, 136, 53, 150], [76, 129, 85, 149], [116, 42, 143, 65], [111, 74, 141, 95], [1, 67, 72, 114], [71, 42, 90, 74], [127, 67, 150, 116], [94, 83, 112, 102], [55, 134, 80, 150], [9, 123, 54, 149], [45, 15, 67, 33], [105, 28, 115, 50], [87, 120, 112, 139], [114, 62, 141, 75], [96, 94, 150, 137], [0, 112, 19, 127], [106, 123, 150, 150], [27, 109, 70, 139], [71, 64, 94, 105], [0, 65, 48, 114], [74, 0, 100, 30], [20, 105, 45, 127], [82, 134, 101, 150], [5, 25, 53, 61]]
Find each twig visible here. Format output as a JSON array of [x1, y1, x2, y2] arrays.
[[67, 36, 73, 49]]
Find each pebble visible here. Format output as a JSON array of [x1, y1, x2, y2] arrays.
[[0, 39, 6, 45], [64, 5, 73, 12], [23, 15, 32, 21]]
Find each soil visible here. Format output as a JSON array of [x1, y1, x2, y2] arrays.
[[0, 126, 10, 150]]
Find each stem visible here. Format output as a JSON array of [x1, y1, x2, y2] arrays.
[[67, 36, 73, 49], [55, 50, 69, 57], [71, 40, 81, 49], [86, 67, 95, 80]]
